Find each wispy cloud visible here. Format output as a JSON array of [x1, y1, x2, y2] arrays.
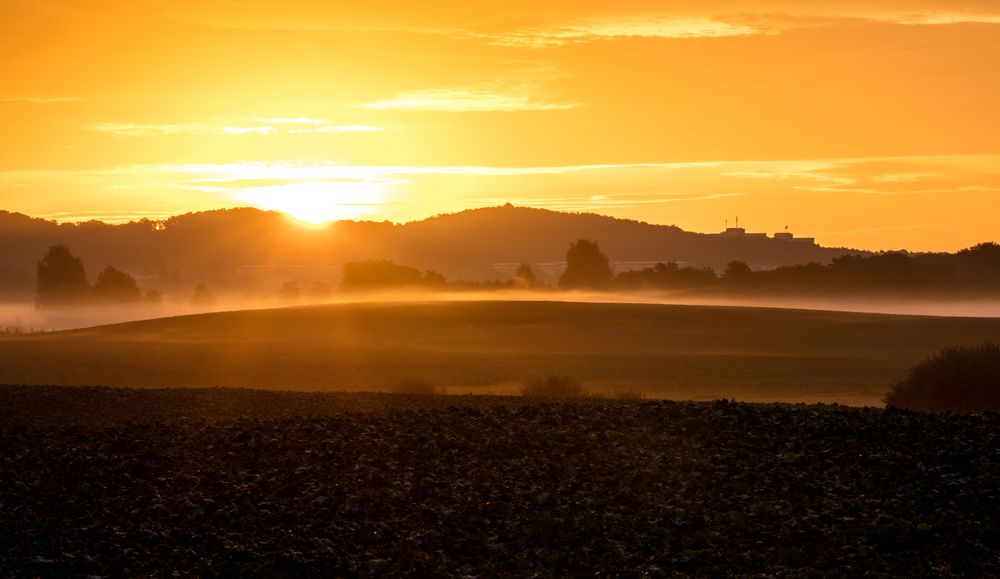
[[726, 169, 857, 190], [429, 192, 746, 214], [870, 172, 936, 184], [481, 16, 783, 48], [0, 95, 82, 104], [873, 11, 1000, 26], [89, 118, 383, 136], [6, 156, 995, 188], [722, 157, 1000, 198], [158, 161, 721, 183], [361, 84, 578, 112], [468, 10, 1000, 49]]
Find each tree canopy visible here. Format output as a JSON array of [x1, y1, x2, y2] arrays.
[[92, 266, 142, 303], [559, 240, 613, 289], [340, 260, 429, 291], [35, 245, 90, 309], [513, 263, 537, 288]]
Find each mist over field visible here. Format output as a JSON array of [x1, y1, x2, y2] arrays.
[[5, 297, 1000, 409], [5, 289, 1000, 333]]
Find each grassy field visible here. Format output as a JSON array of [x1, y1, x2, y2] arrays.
[[3, 300, 1000, 405]]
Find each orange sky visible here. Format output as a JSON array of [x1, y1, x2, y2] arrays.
[[2, 0, 999, 251]]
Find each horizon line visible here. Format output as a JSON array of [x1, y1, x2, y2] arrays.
[[4, 203, 987, 255]]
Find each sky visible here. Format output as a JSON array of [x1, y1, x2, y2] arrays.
[[2, 0, 1000, 251]]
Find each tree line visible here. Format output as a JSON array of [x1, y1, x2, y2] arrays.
[[34, 245, 162, 309], [0, 206, 855, 300], [619, 243, 1000, 297], [338, 240, 1000, 297], [33, 240, 1000, 308]]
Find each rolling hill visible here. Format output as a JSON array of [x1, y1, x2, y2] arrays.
[[0, 206, 856, 298], [4, 299, 1000, 405]]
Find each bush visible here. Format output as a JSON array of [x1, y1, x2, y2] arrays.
[[884, 342, 1000, 411], [521, 375, 584, 398]]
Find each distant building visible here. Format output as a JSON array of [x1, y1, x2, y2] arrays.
[[715, 223, 815, 245], [719, 227, 766, 239], [773, 232, 816, 245]]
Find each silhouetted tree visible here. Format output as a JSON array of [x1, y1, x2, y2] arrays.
[[340, 260, 425, 291], [614, 261, 718, 291], [190, 284, 216, 307], [954, 242, 1000, 287], [722, 260, 755, 289], [830, 252, 915, 290], [513, 263, 537, 288], [92, 266, 142, 303], [422, 270, 448, 288], [754, 262, 828, 294], [35, 245, 90, 309], [560, 239, 613, 289]]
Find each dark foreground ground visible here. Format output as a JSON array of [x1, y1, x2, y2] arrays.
[[1, 386, 998, 577]]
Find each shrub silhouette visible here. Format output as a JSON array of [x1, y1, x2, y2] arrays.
[[884, 342, 1000, 411], [521, 375, 584, 398]]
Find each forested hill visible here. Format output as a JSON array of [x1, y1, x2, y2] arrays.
[[0, 205, 855, 297]]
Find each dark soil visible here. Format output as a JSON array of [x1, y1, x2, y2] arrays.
[[1, 385, 997, 577]]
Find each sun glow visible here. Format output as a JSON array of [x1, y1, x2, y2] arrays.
[[237, 181, 386, 224], [4, 1, 1000, 251]]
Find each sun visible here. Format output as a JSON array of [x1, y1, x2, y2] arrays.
[[238, 180, 386, 224]]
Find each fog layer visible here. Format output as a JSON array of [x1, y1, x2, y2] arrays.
[[4, 290, 1000, 333]]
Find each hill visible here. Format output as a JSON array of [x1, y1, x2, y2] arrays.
[[4, 300, 1000, 405], [0, 206, 856, 298]]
